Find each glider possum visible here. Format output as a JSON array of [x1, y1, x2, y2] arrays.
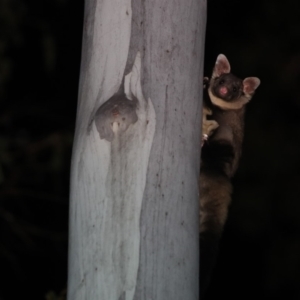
[[200, 54, 260, 294]]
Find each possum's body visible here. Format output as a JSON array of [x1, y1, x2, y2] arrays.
[[200, 54, 260, 295]]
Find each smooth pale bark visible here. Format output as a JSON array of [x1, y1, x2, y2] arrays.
[[68, 0, 206, 299]]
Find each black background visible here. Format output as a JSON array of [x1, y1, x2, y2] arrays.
[[1, 0, 300, 299]]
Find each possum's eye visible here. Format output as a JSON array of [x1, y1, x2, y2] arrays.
[[219, 80, 224, 85], [233, 87, 237, 92]]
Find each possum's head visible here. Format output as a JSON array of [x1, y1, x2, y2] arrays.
[[208, 54, 260, 110], [212, 73, 244, 102]]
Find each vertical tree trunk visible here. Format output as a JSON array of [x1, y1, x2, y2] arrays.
[[68, 1, 206, 300]]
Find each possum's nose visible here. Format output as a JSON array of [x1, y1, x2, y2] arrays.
[[219, 86, 228, 96]]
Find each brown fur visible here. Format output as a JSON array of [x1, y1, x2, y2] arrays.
[[200, 54, 260, 295], [200, 170, 232, 234]]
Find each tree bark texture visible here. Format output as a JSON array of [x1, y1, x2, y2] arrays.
[[68, 1, 206, 299]]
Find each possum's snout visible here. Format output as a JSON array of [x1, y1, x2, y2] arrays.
[[219, 86, 228, 96]]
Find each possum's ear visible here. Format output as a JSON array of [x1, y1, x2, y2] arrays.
[[243, 77, 260, 95], [213, 54, 231, 77]]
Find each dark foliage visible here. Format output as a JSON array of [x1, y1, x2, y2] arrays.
[[0, 0, 83, 299]]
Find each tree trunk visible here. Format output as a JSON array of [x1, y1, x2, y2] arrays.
[[67, 1, 206, 300]]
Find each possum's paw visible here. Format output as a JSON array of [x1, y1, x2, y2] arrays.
[[202, 107, 219, 140], [202, 119, 219, 137], [202, 107, 219, 146], [203, 77, 210, 89]]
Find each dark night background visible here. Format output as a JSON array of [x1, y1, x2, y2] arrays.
[[1, 0, 300, 299]]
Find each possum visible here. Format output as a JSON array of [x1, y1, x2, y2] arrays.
[[200, 54, 260, 294]]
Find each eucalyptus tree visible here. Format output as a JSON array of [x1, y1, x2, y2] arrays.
[[68, 1, 206, 299]]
